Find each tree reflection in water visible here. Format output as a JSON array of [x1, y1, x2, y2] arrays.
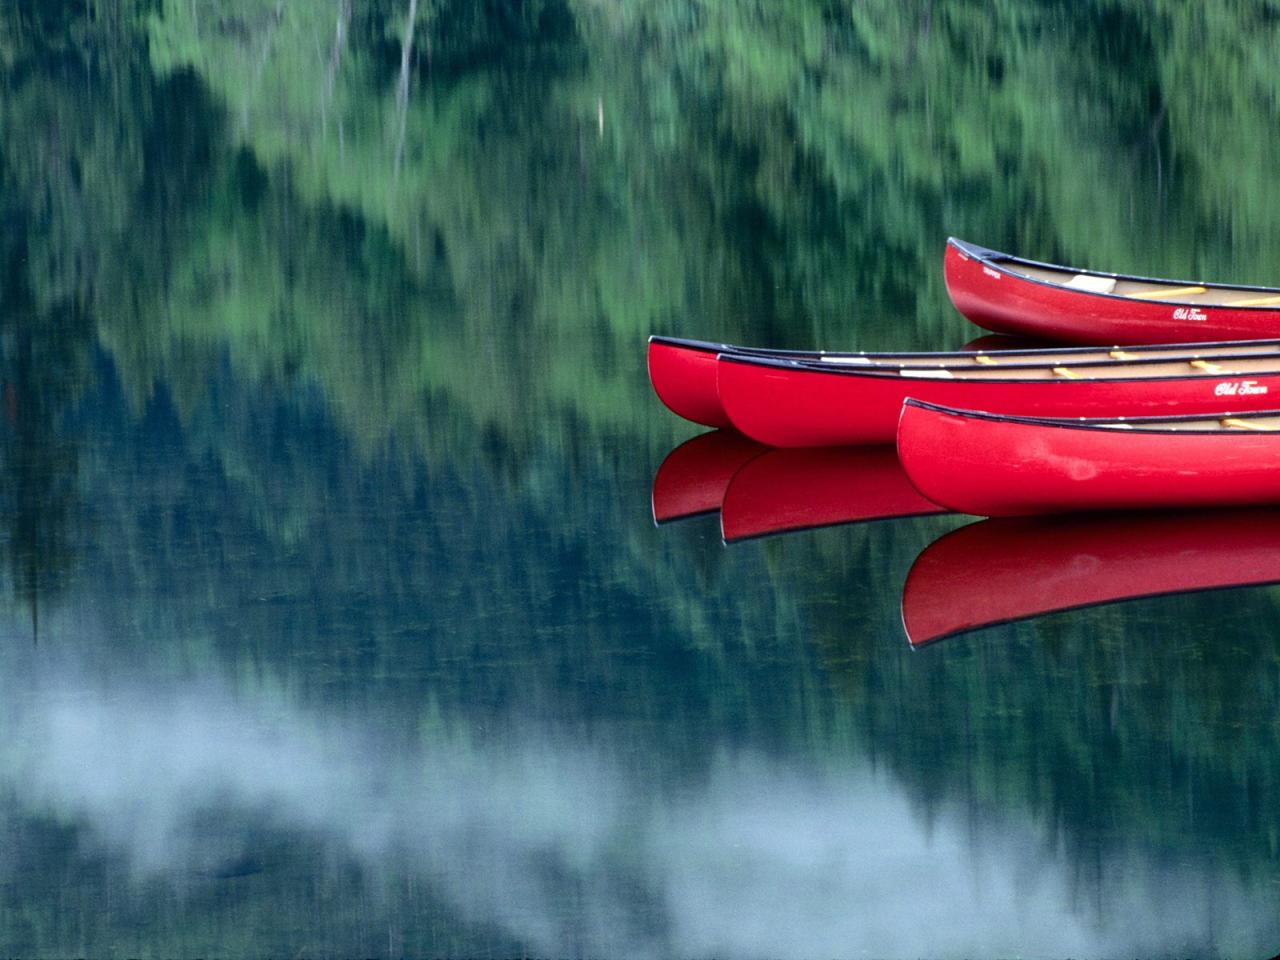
[[3, 0, 1280, 955]]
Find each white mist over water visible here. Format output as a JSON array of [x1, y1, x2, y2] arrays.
[[0, 619, 1272, 958]]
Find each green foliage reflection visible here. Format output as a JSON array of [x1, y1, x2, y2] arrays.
[[3, 0, 1280, 951]]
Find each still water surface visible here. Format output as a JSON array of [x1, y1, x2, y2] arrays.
[[3, 2, 1280, 956]]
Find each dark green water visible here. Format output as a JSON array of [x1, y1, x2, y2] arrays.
[[3, 2, 1280, 957]]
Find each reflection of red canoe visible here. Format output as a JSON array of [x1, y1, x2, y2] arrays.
[[898, 401, 1280, 516], [720, 447, 944, 541], [902, 511, 1280, 646], [651, 431, 768, 523], [646, 335, 1274, 429], [946, 237, 1280, 344], [719, 347, 1280, 447]]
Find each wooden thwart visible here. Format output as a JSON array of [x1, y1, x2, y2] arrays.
[[1228, 294, 1280, 307], [1189, 359, 1224, 373], [1051, 366, 1081, 380], [1221, 418, 1280, 432], [1128, 285, 1207, 301]]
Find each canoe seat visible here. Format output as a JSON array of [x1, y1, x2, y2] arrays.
[[1128, 285, 1207, 300], [1189, 359, 1224, 373], [1063, 274, 1117, 294], [1227, 294, 1280, 307], [1051, 366, 1081, 380], [1221, 418, 1280, 432], [1109, 350, 1139, 359], [973, 355, 998, 365], [900, 369, 955, 380]]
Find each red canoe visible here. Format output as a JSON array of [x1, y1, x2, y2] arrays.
[[719, 446, 945, 542], [719, 347, 1280, 447], [651, 430, 768, 523], [651, 334, 1280, 430], [647, 334, 1024, 428], [898, 400, 1280, 516], [902, 511, 1280, 647], [649, 337, 821, 429], [945, 237, 1280, 344]]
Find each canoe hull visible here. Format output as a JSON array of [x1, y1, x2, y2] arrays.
[[718, 354, 1280, 447], [652, 330, 1280, 432], [897, 401, 1280, 516], [648, 338, 733, 428], [945, 238, 1280, 344], [647, 335, 984, 427]]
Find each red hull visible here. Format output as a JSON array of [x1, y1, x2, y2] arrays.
[[648, 338, 736, 429], [652, 333, 1280, 431], [945, 238, 1280, 344], [719, 447, 945, 542], [647, 335, 1025, 428], [898, 401, 1280, 516], [902, 512, 1280, 646], [718, 353, 1280, 447], [651, 430, 768, 522]]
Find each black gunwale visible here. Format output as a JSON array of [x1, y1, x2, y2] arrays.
[[902, 397, 1280, 436], [651, 331, 1280, 363], [718, 349, 1280, 383]]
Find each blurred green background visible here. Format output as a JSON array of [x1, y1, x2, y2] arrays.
[[2, 2, 1280, 956]]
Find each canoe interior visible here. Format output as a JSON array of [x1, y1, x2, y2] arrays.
[[924, 404, 1280, 433], [1078, 413, 1280, 433], [655, 334, 1280, 371], [888, 353, 1280, 382], [1003, 260, 1280, 307], [814, 339, 1280, 369]]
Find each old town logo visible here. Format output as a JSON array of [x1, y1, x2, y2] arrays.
[[1215, 380, 1268, 397]]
